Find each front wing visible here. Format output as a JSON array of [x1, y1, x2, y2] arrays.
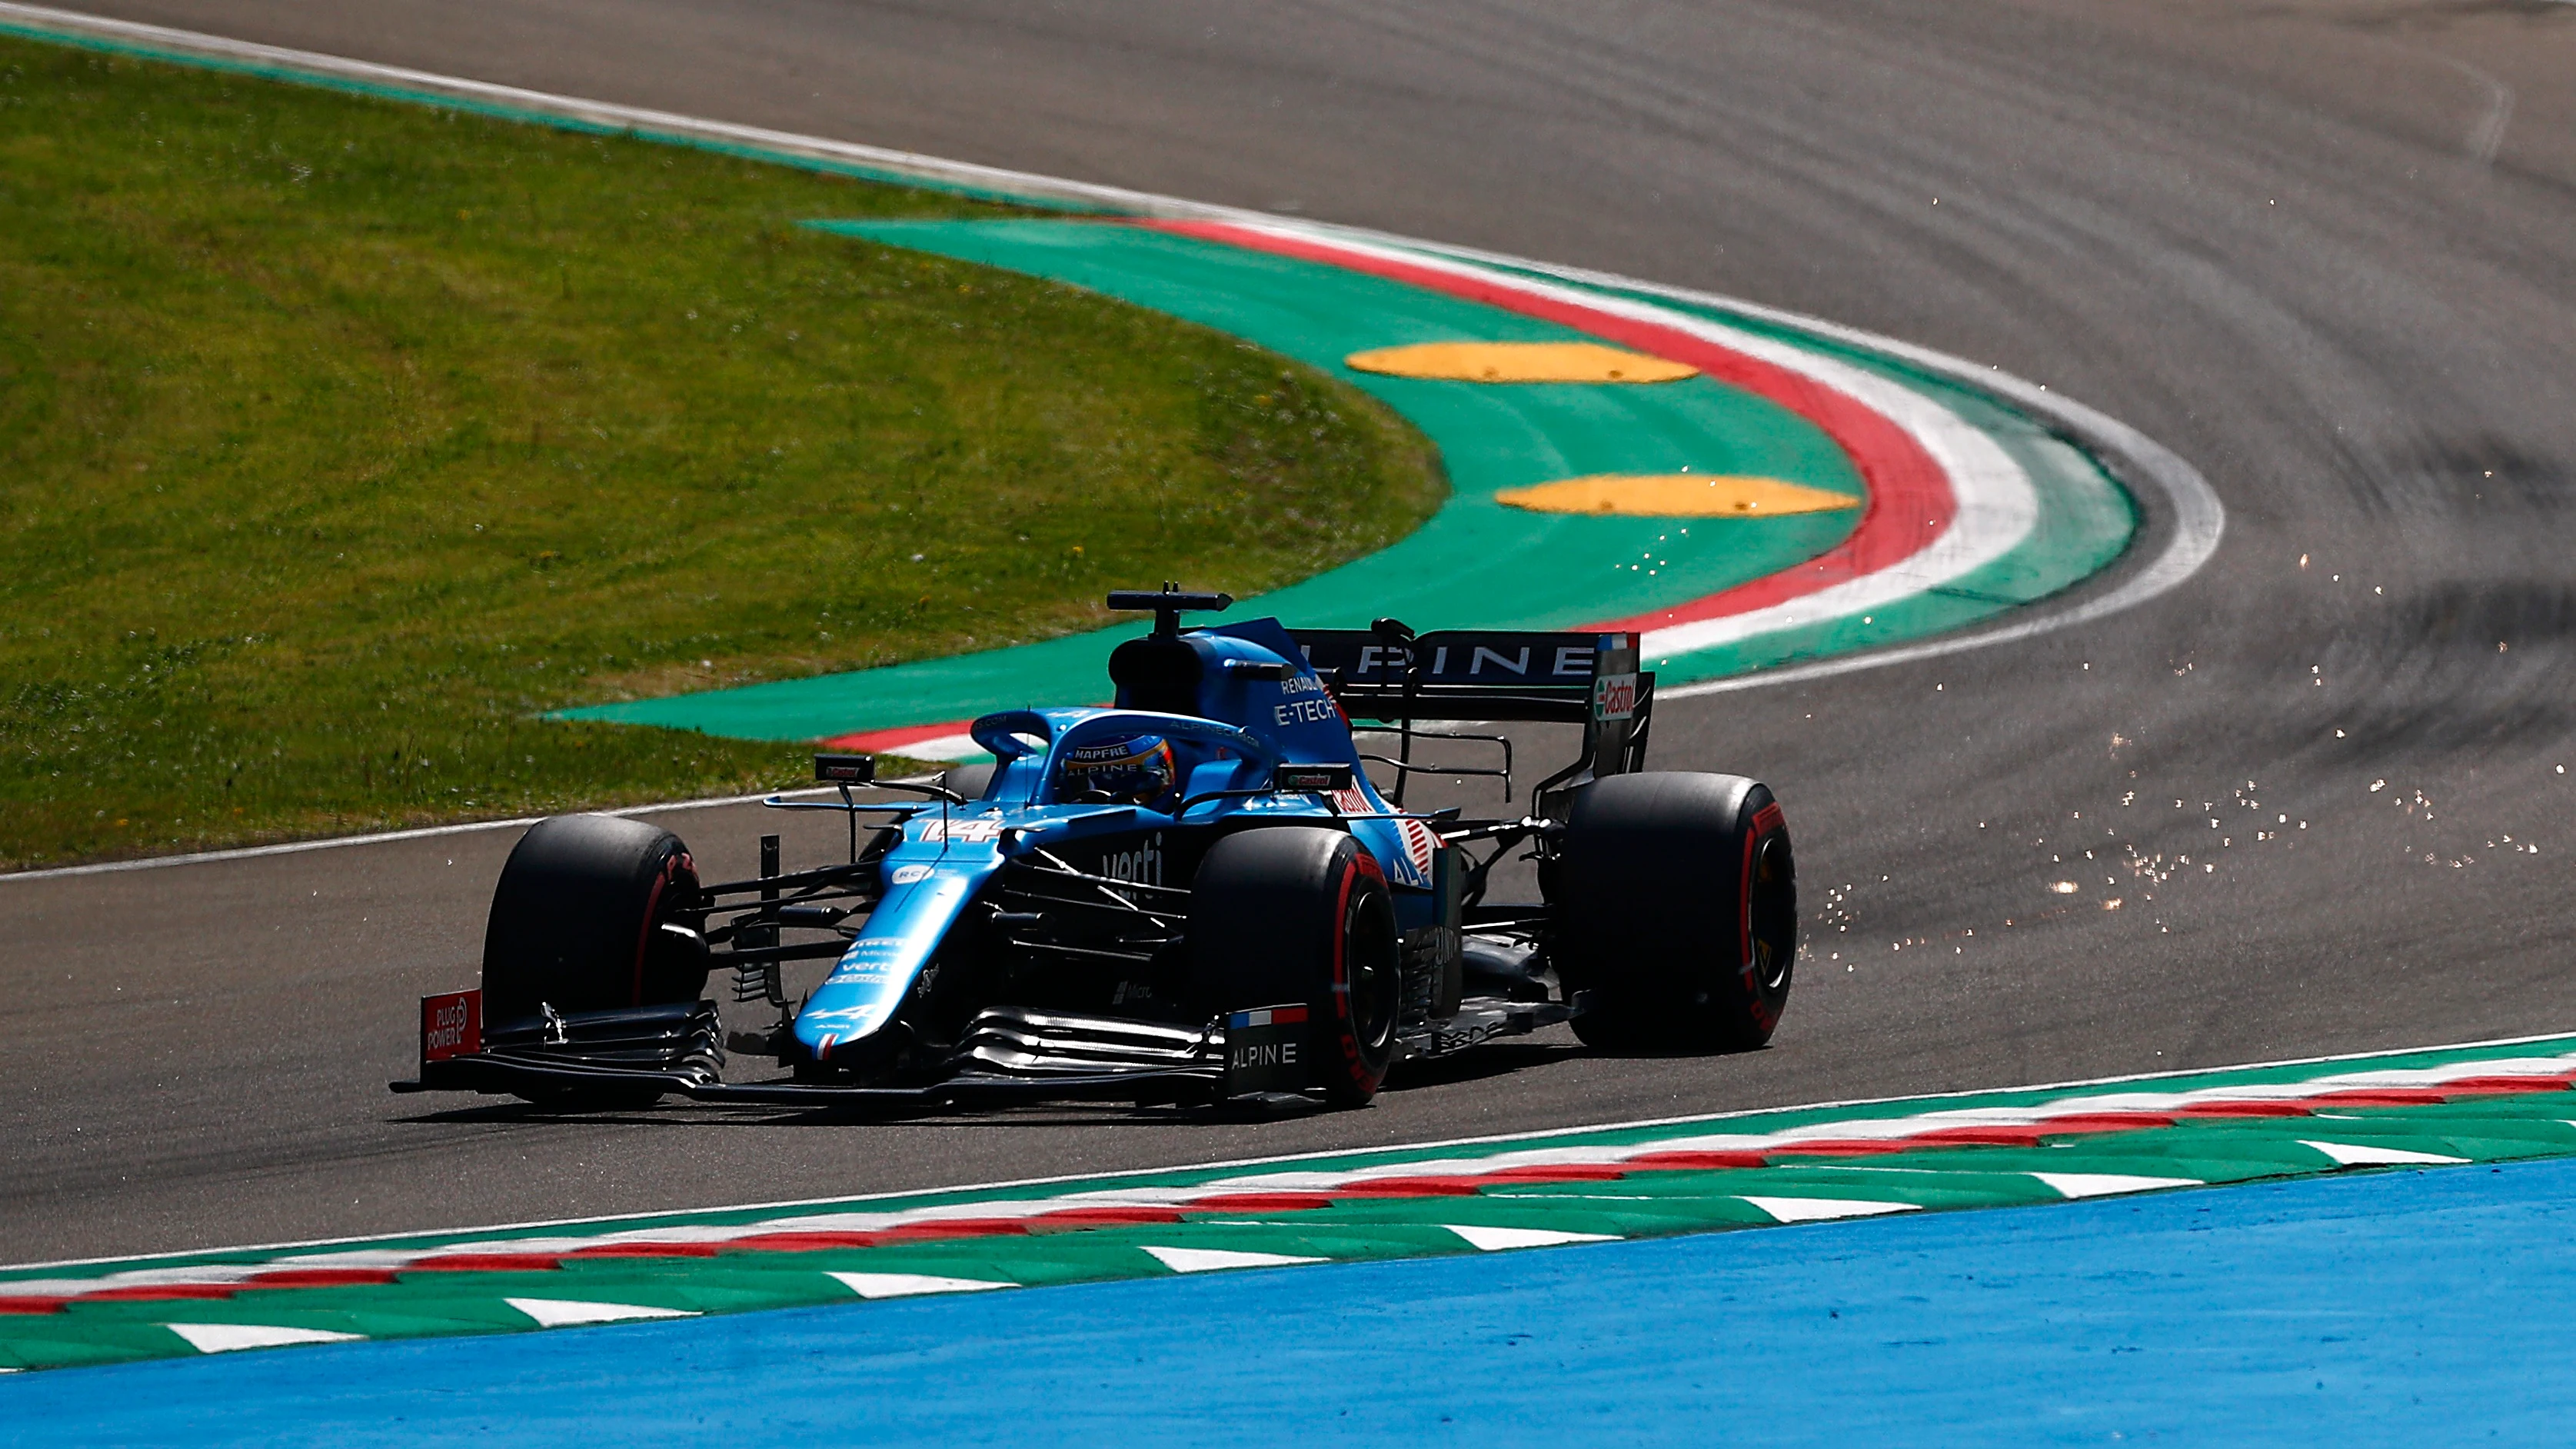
[[390, 992, 1574, 1111]]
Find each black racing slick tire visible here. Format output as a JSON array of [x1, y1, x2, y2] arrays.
[[1553, 771, 1797, 1053], [481, 814, 711, 1027], [1190, 827, 1402, 1107], [939, 762, 999, 802]]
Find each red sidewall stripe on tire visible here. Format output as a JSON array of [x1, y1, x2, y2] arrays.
[[1741, 800, 1786, 1027], [1138, 219, 1959, 635], [631, 854, 679, 1009], [1333, 851, 1389, 1094]]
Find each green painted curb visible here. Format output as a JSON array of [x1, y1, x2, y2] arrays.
[[1510, 264, 2136, 680], [559, 218, 1866, 739], [0, 18, 2138, 749], [8, 1034, 2574, 1372], [559, 221, 2135, 744]]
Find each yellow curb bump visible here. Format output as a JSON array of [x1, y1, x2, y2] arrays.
[[1344, 341, 1698, 384], [1496, 474, 1862, 518]]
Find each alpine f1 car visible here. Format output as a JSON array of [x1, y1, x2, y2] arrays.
[[394, 588, 1797, 1111]]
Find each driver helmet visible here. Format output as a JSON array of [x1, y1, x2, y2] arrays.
[[1056, 733, 1179, 809]]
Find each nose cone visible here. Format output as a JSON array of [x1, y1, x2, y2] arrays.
[[790, 866, 984, 1064]]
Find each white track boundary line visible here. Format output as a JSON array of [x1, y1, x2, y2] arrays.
[[1378, 245, 2227, 698], [0, 787, 854, 884], [8, 1026, 2564, 1277], [0, 3, 1216, 217], [1241, 222, 2043, 657], [0, 3, 2222, 865]]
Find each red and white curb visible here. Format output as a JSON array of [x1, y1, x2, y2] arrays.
[[8, 1046, 2569, 1315], [0, 0, 2219, 799], [1153, 219, 2039, 663], [823, 216, 2047, 766]]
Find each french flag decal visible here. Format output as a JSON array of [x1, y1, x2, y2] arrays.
[[1228, 1004, 1310, 1028]]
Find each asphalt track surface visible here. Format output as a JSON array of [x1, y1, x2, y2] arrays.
[[6, 0, 2574, 1265]]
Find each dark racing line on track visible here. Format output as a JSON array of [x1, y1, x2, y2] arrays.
[[3, 0, 2573, 1263]]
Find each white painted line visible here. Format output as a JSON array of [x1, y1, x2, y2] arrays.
[[163, 1322, 362, 1353], [2028, 1171, 2202, 1200], [2311, 1064, 2565, 1088], [1736, 1197, 1920, 1224], [1406, 251, 2226, 701], [246, 1250, 424, 1271], [2298, 1141, 2468, 1168], [1140, 1246, 1324, 1273], [0, 7, 2225, 841], [503, 1297, 697, 1327], [1442, 1224, 1619, 1251], [1245, 223, 2040, 659], [0, 1045, 2550, 1299], [0, 786, 847, 884], [827, 1271, 1014, 1299], [2432, 55, 2514, 165], [0, 3, 1200, 217], [15, 1031, 2571, 1279], [876, 732, 984, 764]]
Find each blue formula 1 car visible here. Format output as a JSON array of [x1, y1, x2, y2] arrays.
[[394, 588, 1798, 1112]]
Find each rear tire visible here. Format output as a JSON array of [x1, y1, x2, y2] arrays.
[[1190, 827, 1401, 1107], [1553, 772, 1796, 1053]]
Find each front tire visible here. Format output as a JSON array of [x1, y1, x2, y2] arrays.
[[481, 815, 711, 1109], [1553, 772, 1796, 1052], [1190, 828, 1401, 1107], [482, 814, 710, 1024]]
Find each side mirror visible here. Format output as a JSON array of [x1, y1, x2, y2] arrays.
[[813, 753, 877, 785]]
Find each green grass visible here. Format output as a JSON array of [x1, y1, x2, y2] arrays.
[[0, 37, 1445, 870]]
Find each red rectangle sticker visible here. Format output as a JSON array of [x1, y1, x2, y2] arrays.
[[421, 989, 481, 1064]]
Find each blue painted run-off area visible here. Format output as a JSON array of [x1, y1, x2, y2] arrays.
[[12, 1158, 2575, 1445]]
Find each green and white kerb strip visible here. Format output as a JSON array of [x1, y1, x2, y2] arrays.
[[1, 1034, 2568, 1371]]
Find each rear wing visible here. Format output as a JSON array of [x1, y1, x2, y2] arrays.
[[1289, 628, 1652, 805], [1288, 629, 1635, 722]]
